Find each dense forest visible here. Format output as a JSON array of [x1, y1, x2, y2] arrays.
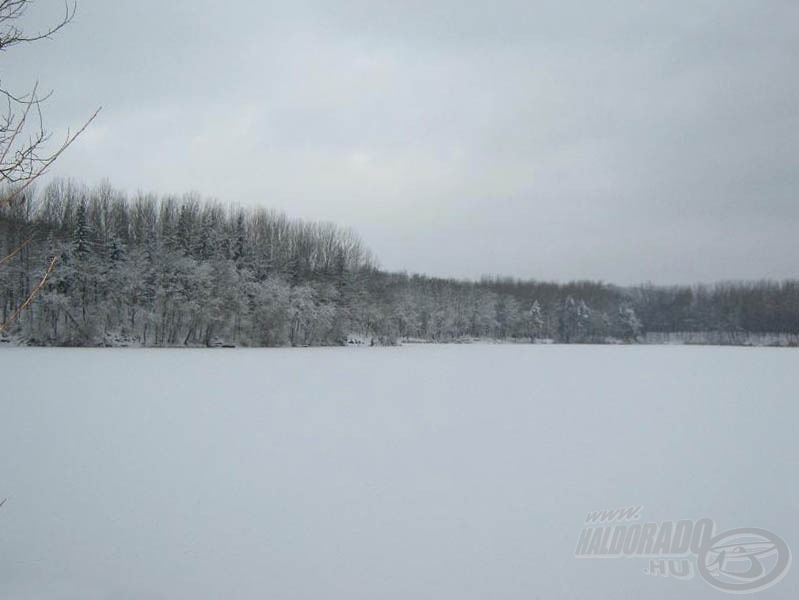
[[1, 180, 798, 347]]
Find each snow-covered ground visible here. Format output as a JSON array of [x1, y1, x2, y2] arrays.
[[0, 345, 796, 599]]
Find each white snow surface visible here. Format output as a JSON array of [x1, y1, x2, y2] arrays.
[[0, 344, 797, 599]]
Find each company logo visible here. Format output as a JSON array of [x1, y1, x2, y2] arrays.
[[698, 528, 792, 593], [575, 506, 791, 594]]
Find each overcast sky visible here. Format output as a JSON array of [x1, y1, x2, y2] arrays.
[[5, 0, 798, 284]]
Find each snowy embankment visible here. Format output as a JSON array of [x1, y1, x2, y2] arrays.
[[643, 331, 799, 346], [4, 330, 798, 347], [0, 345, 797, 599]]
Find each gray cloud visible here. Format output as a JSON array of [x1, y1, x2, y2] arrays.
[[5, 0, 798, 283]]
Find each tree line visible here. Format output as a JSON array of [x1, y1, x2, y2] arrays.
[[1, 180, 797, 347]]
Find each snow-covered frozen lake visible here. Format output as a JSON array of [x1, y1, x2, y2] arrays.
[[1, 345, 796, 599]]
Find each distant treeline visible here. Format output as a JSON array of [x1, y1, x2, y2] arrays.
[[1, 180, 798, 347]]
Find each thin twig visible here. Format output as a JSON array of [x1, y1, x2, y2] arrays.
[[0, 233, 33, 266], [0, 253, 58, 334]]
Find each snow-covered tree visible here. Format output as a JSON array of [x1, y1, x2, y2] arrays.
[[614, 302, 643, 341], [526, 300, 544, 341]]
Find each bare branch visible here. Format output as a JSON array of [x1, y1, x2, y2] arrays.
[[0, 2, 94, 208], [0, 232, 33, 266], [0, 81, 40, 165], [0, 1, 76, 51], [0, 105, 101, 207], [0, 253, 59, 334]]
